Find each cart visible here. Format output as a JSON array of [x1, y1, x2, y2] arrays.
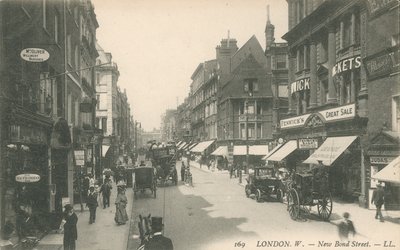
[[245, 166, 282, 202], [150, 145, 178, 186], [133, 166, 157, 199], [286, 170, 332, 221]]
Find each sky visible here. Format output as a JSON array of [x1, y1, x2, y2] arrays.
[[92, 0, 288, 131]]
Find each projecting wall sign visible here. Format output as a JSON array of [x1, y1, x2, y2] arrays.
[[20, 48, 50, 62]]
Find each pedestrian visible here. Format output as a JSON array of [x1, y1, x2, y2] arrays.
[[371, 182, 385, 222], [86, 186, 98, 224], [114, 185, 129, 225], [338, 212, 356, 240], [100, 177, 112, 208], [180, 161, 185, 181], [144, 217, 173, 250], [60, 204, 78, 250]]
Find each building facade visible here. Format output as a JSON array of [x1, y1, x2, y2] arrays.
[[277, 0, 399, 207], [0, 0, 99, 240], [161, 109, 177, 143]]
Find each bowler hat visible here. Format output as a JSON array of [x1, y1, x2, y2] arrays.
[[64, 204, 73, 212]]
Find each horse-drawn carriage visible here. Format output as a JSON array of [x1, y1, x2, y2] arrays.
[[133, 166, 157, 199], [245, 166, 283, 202], [149, 145, 178, 186], [286, 167, 333, 221]]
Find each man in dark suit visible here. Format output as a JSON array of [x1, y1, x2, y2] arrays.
[[61, 204, 78, 250], [86, 186, 98, 224], [371, 182, 385, 222], [144, 217, 173, 250]]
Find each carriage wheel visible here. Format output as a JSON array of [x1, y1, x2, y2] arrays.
[[287, 189, 300, 220], [317, 194, 332, 221], [256, 189, 262, 202], [245, 184, 251, 198]]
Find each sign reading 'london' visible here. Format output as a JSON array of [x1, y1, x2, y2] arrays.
[[20, 48, 50, 62]]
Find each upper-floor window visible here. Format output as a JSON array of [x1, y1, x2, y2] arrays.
[[42, 0, 49, 30], [297, 47, 304, 71], [244, 79, 258, 96], [54, 13, 60, 44], [297, 91, 309, 115], [67, 35, 72, 65], [393, 95, 400, 132]]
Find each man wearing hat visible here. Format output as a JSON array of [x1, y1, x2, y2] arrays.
[[144, 217, 173, 250], [371, 182, 385, 222], [61, 204, 78, 250], [86, 185, 98, 224]]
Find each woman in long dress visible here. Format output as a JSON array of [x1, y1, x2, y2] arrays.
[[114, 187, 129, 225]]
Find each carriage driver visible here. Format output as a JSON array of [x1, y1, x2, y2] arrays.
[[313, 160, 329, 192]]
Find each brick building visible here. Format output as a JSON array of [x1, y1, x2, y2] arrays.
[[267, 0, 399, 207]]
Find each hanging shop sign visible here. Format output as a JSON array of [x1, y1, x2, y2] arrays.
[[319, 103, 355, 122], [364, 49, 400, 80], [15, 174, 41, 183], [74, 150, 85, 166], [370, 156, 396, 165], [290, 77, 310, 94], [20, 48, 50, 62], [298, 138, 319, 149], [332, 56, 361, 77]]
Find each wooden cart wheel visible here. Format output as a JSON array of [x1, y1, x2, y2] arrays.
[[245, 184, 251, 198], [256, 189, 262, 202], [287, 189, 300, 220], [317, 194, 332, 221]]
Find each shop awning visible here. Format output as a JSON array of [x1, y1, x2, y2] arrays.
[[262, 144, 283, 160], [190, 140, 215, 153], [176, 141, 183, 147], [249, 145, 269, 156], [233, 145, 246, 155], [187, 142, 198, 150], [178, 142, 187, 150], [211, 146, 228, 156], [303, 136, 357, 166], [372, 156, 400, 184], [102, 145, 110, 157], [266, 140, 298, 162]]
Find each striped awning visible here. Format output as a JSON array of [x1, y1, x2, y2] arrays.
[[190, 140, 215, 153], [211, 146, 228, 156]]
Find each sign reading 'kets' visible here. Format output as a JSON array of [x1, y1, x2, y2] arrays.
[[20, 48, 50, 62], [15, 174, 41, 183], [332, 56, 361, 77]]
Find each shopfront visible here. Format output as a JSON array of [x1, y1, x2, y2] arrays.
[[3, 122, 52, 240], [368, 131, 400, 210], [277, 103, 366, 202]]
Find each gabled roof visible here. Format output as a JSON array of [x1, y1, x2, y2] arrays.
[[230, 35, 266, 71]]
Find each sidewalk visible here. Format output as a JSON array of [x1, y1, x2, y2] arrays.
[[186, 157, 400, 242], [36, 181, 134, 250]]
